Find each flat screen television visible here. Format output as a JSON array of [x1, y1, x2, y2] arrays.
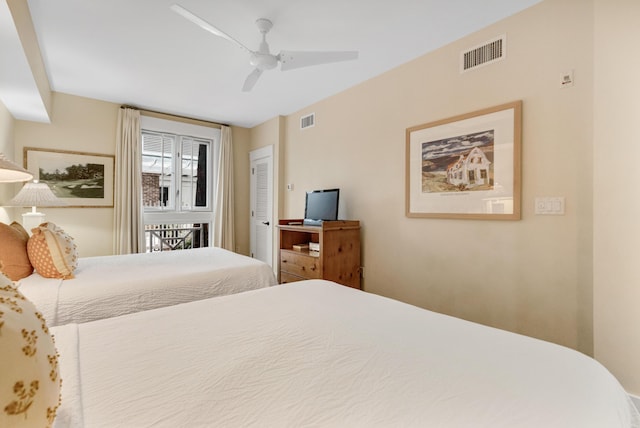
[[303, 188, 339, 226]]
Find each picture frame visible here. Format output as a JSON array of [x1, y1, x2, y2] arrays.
[[24, 147, 115, 208], [405, 101, 522, 220]]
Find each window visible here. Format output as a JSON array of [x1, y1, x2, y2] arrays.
[[140, 116, 220, 252], [141, 132, 212, 211]]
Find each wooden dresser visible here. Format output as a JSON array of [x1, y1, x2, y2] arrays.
[[277, 219, 361, 289]]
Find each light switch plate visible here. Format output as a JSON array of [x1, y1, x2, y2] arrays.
[[535, 197, 565, 215]]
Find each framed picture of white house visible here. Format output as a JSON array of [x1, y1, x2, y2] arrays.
[[24, 147, 115, 208], [405, 101, 522, 220]]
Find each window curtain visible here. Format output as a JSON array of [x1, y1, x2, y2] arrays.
[[113, 107, 145, 254], [213, 125, 235, 250]]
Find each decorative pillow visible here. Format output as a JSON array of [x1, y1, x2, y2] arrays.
[[27, 223, 78, 280], [0, 222, 33, 281], [10, 222, 30, 242], [0, 272, 61, 427]]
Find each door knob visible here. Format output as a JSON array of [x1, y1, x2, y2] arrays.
[[262, 221, 270, 226]]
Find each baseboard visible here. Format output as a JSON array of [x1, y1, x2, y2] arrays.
[[630, 393, 640, 412]]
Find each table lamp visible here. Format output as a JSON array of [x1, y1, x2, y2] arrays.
[[0, 153, 33, 182], [7, 180, 67, 231]]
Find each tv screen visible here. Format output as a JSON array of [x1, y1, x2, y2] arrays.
[[304, 189, 339, 225]]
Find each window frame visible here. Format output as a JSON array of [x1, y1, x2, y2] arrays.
[[140, 115, 221, 246]]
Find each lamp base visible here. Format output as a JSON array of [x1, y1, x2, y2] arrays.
[[22, 212, 46, 234]]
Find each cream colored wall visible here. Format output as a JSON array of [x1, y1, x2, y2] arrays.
[[282, 0, 593, 352], [0, 100, 17, 223], [12, 92, 254, 258], [233, 126, 251, 255], [593, 0, 640, 395], [14, 92, 118, 256]]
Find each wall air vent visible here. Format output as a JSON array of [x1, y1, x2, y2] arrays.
[[461, 35, 506, 73], [300, 113, 315, 129]]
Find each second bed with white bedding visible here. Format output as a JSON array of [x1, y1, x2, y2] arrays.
[[18, 247, 276, 326]]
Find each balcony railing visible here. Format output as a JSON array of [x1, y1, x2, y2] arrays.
[[145, 224, 205, 252]]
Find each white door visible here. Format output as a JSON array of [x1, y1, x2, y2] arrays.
[[250, 146, 273, 267]]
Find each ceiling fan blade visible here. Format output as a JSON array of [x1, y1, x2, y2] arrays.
[[170, 4, 251, 53], [242, 69, 264, 92], [278, 51, 358, 71]]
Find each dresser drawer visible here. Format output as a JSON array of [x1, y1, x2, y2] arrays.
[[279, 271, 306, 284], [280, 251, 321, 279]]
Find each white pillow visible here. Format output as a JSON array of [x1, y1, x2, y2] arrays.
[[0, 272, 61, 427]]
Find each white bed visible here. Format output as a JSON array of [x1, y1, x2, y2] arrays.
[[51, 279, 639, 428], [17, 247, 276, 326]]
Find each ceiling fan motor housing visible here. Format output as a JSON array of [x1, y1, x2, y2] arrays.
[[250, 52, 278, 70]]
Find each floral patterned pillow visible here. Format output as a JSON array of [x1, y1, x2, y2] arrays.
[[0, 272, 61, 427]]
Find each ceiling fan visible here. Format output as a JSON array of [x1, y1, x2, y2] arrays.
[[170, 4, 359, 92]]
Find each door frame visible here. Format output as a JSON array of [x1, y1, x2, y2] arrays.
[[249, 145, 274, 267]]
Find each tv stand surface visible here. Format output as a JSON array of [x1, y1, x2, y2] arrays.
[[277, 219, 361, 289], [302, 219, 323, 227]]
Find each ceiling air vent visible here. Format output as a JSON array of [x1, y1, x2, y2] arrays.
[[300, 113, 315, 129], [460, 35, 506, 73]]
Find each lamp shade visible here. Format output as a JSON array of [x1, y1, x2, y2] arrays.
[[7, 181, 67, 208], [0, 153, 33, 183]]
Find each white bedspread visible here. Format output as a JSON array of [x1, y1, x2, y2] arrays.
[[19, 247, 276, 326], [51, 280, 640, 428]]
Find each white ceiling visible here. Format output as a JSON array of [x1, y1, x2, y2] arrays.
[[4, 0, 541, 128]]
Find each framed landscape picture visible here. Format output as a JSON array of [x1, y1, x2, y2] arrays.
[[24, 147, 115, 207], [405, 101, 522, 220]]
